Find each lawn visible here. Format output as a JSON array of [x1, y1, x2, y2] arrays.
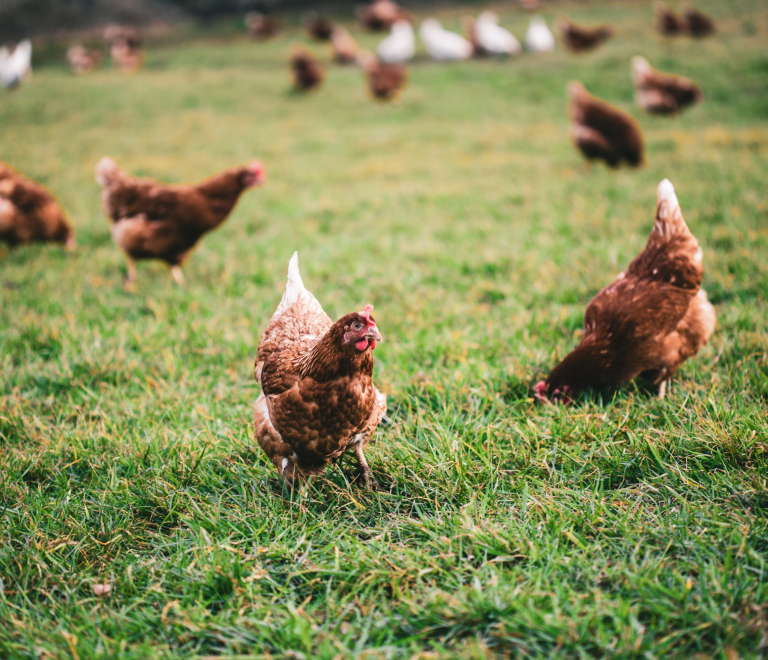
[[1, 0, 767, 657]]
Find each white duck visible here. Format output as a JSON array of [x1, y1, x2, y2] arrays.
[[376, 19, 415, 63], [474, 11, 521, 56], [525, 17, 555, 53], [0, 40, 32, 89], [420, 18, 473, 61]]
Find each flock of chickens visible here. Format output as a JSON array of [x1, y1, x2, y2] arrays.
[[1, 1, 721, 489]]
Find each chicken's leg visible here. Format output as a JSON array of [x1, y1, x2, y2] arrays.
[[658, 380, 668, 399], [124, 258, 137, 291], [170, 265, 185, 286], [354, 444, 378, 491]]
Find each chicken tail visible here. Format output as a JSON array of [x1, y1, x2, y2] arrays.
[[271, 251, 322, 321], [654, 178, 688, 239], [631, 56, 652, 86], [95, 157, 122, 187]]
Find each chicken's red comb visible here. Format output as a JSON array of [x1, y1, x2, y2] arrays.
[[361, 304, 376, 326]]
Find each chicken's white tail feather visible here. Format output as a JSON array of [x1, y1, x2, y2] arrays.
[[272, 251, 325, 321], [653, 178, 691, 241], [657, 178, 678, 210]]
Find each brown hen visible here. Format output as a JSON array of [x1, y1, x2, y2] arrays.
[[357, 0, 411, 31], [290, 47, 325, 92], [0, 163, 75, 249], [245, 13, 282, 39], [67, 45, 102, 74], [535, 179, 715, 403], [558, 19, 615, 53], [632, 56, 703, 115], [684, 6, 716, 37], [654, 2, 687, 36], [331, 26, 359, 64], [568, 81, 645, 168], [254, 253, 387, 490], [357, 51, 408, 101], [95, 158, 265, 287]]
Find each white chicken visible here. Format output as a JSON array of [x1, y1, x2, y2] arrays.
[[525, 17, 555, 53], [376, 20, 415, 64], [420, 18, 473, 61], [0, 40, 32, 89], [474, 11, 521, 56]]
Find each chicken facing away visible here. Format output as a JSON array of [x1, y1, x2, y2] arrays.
[[525, 17, 555, 53], [67, 45, 102, 74], [654, 2, 687, 36], [245, 13, 282, 39], [290, 47, 325, 92], [357, 0, 411, 31], [535, 179, 715, 403], [465, 12, 521, 57], [331, 26, 359, 64], [632, 56, 703, 115], [0, 40, 32, 89], [684, 6, 716, 37], [376, 20, 415, 64], [568, 81, 645, 168], [254, 253, 387, 490], [358, 51, 408, 100], [558, 19, 615, 53], [95, 158, 265, 287], [304, 14, 335, 41], [420, 19, 473, 62], [0, 163, 75, 248]]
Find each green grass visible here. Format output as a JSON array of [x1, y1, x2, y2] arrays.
[[1, 0, 767, 657]]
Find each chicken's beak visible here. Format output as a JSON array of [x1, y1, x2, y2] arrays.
[[366, 326, 383, 343]]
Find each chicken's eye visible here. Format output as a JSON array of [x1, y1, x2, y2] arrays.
[[352, 322, 362, 331]]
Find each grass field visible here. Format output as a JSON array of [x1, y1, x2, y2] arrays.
[[1, 0, 768, 657]]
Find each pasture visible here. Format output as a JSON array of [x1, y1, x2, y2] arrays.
[[1, 0, 767, 657]]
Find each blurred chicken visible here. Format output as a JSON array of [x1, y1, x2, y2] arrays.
[[0, 40, 32, 89], [245, 13, 282, 39], [357, 0, 411, 31], [558, 19, 615, 53], [464, 12, 521, 57], [519, 0, 540, 10], [376, 20, 415, 63], [568, 81, 645, 168], [67, 45, 102, 74], [94, 158, 265, 287], [358, 51, 407, 100], [525, 17, 555, 53], [290, 47, 325, 92], [420, 18, 473, 61], [0, 163, 75, 248], [331, 26, 359, 64], [104, 26, 144, 72], [254, 252, 387, 489], [304, 13, 335, 41], [654, 2, 687, 36], [632, 56, 703, 114], [684, 5, 716, 37], [535, 179, 715, 403]]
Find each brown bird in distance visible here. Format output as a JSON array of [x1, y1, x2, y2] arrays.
[[558, 18, 615, 53], [654, 2, 687, 36], [684, 5, 716, 37], [94, 158, 266, 288], [357, 0, 411, 31], [535, 179, 715, 404], [632, 56, 704, 115], [0, 163, 75, 249], [290, 47, 325, 92], [67, 45, 102, 74], [104, 26, 144, 72], [357, 51, 407, 101], [254, 252, 387, 490], [304, 13, 335, 40], [245, 13, 282, 39], [331, 26, 359, 64], [567, 81, 645, 168]]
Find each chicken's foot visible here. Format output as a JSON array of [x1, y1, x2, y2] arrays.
[[658, 380, 668, 399], [171, 265, 185, 286], [124, 258, 137, 291], [354, 444, 378, 491]]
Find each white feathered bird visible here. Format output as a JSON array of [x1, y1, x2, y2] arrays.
[[525, 17, 555, 53], [474, 12, 521, 56], [0, 40, 32, 89], [420, 18, 473, 61], [376, 20, 415, 63]]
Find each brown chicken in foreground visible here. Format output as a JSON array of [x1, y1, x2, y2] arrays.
[[331, 26, 359, 64], [558, 19, 615, 53], [535, 179, 715, 404], [568, 81, 645, 168], [0, 163, 75, 249], [245, 13, 281, 39], [357, 0, 411, 31], [254, 253, 387, 490], [95, 158, 265, 287], [67, 45, 102, 74], [684, 6, 716, 37], [290, 47, 325, 92], [632, 56, 703, 115], [654, 2, 687, 35], [357, 51, 408, 101]]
